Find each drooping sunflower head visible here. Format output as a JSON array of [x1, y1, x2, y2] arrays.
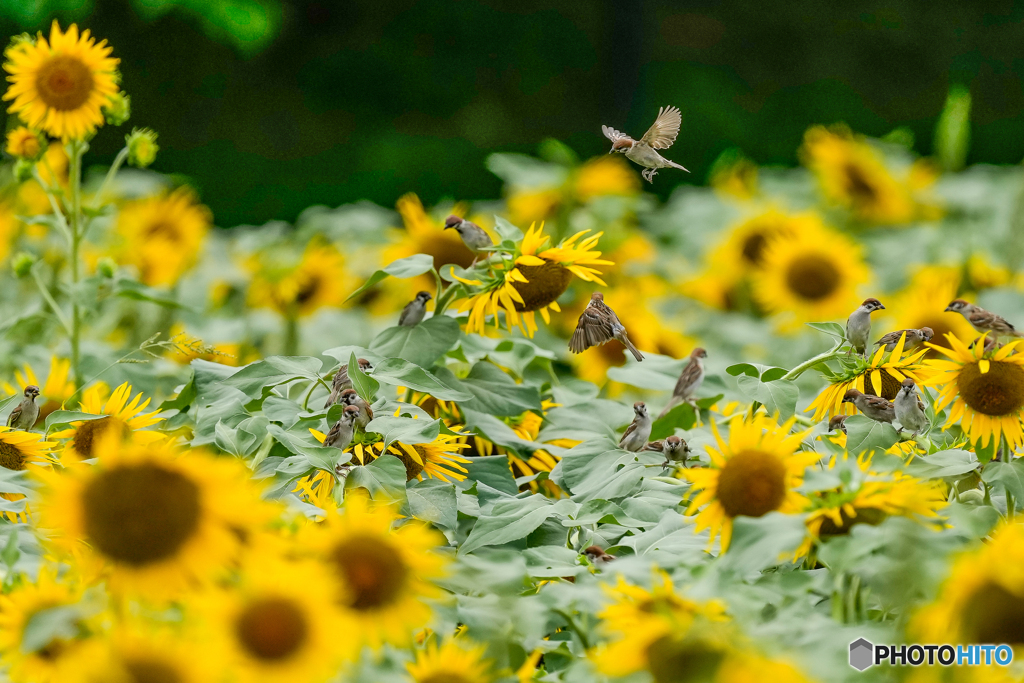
[[684, 414, 818, 550], [51, 382, 163, 460], [3, 21, 120, 140], [246, 239, 352, 317], [406, 638, 495, 683], [885, 265, 978, 357]]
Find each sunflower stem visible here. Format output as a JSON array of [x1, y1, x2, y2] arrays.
[[68, 140, 85, 389], [30, 265, 72, 336], [283, 314, 299, 356], [433, 283, 458, 317], [31, 170, 72, 244], [91, 146, 129, 210], [781, 345, 844, 381]]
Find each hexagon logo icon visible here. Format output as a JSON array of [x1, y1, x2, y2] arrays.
[[849, 638, 874, 671]]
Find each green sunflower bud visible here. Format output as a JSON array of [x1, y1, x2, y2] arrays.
[[104, 93, 131, 126], [126, 128, 158, 168], [12, 252, 36, 279]]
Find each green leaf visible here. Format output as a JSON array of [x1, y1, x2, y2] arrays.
[[370, 316, 460, 368], [806, 322, 847, 340], [717, 513, 807, 574], [159, 370, 197, 411], [44, 410, 107, 433], [371, 358, 473, 401], [735, 374, 798, 419], [906, 449, 978, 479], [406, 480, 458, 530], [649, 403, 696, 441], [345, 455, 407, 502], [462, 455, 518, 496], [112, 276, 186, 309], [1, 528, 19, 567], [21, 605, 81, 654], [347, 352, 379, 402], [843, 416, 900, 456], [606, 352, 687, 391], [460, 497, 575, 555], [983, 460, 1024, 508], [365, 416, 441, 452], [450, 362, 542, 416], [266, 425, 349, 472], [934, 84, 971, 172], [345, 254, 435, 302]]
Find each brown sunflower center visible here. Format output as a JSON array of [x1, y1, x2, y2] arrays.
[[390, 446, 426, 481], [235, 597, 309, 661], [785, 255, 840, 301], [511, 261, 573, 312], [644, 635, 726, 683], [921, 318, 955, 358], [957, 361, 1024, 417], [143, 221, 181, 243], [843, 163, 878, 204], [817, 506, 887, 537], [0, 440, 27, 470], [72, 416, 129, 459], [420, 675, 474, 683], [123, 658, 184, 683], [960, 582, 1024, 645], [81, 462, 201, 566], [716, 449, 787, 518], [36, 55, 95, 112], [862, 370, 903, 401], [330, 533, 409, 611], [294, 275, 322, 306], [740, 233, 768, 266], [428, 235, 476, 271]]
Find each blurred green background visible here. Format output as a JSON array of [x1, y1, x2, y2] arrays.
[[3, 0, 1024, 226]]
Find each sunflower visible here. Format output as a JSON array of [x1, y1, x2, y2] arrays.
[[302, 492, 448, 648], [68, 626, 214, 683], [114, 188, 211, 287], [0, 425, 56, 522], [506, 188, 562, 226], [35, 434, 270, 597], [684, 414, 819, 551], [4, 355, 75, 424], [752, 223, 870, 327], [710, 209, 820, 279], [3, 21, 119, 140], [710, 151, 758, 201], [806, 333, 929, 421], [407, 638, 495, 683], [456, 223, 612, 337], [923, 334, 1024, 449], [884, 266, 979, 357], [572, 155, 640, 202], [309, 427, 471, 483], [163, 326, 252, 367], [246, 240, 352, 317], [51, 382, 163, 460], [6, 125, 44, 159]]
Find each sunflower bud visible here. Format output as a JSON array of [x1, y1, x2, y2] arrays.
[[12, 252, 36, 279], [5, 33, 34, 53], [126, 128, 158, 168], [103, 93, 131, 126], [97, 257, 117, 279], [5, 126, 45, 161], [13, 158, 34, 183]]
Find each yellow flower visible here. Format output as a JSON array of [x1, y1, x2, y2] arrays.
[[247, 240, 351, 317], [457, 223, 611, 337], [164, 326, 249, 366], [573, 155, 640, 201], [114, 188, 211, 287], [3, 355, 75, 424], [884, 265, 979, 358], [68, 626, 214, 683], [385, 192, 479, 275], [0, 425, 56, 522], [51, 381, 163, 460], [0, 203, 20, 262], [354, 434, 471, 483], [684, 414, 818, 551], [710, 152, 758, 200], [5, 125, 43, 159], [805, 334, 929, 421], [923, 334, 1024, 449], [3, 21, 119, 140], [407, 638, 495, 683], [506, 188, 562, 226]]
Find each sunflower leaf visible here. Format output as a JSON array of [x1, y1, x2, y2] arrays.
[[982, 460, 1024, 510], [460, 497, 576, 555], [347, 352, 380, 403], [735, 375, 798, 419], [806, 322, 847, 340], [44, 410, 109, 432], [370, 316, 461, 369], [440, 361, 542, 416], [344, 254, 435, 303], [370, 358, 473, 402], [493, 216, 524, 242], [843, 416, 899, 456], [406, 479, 458, 531], [365, 415, 442, 452], [650, 402, 697, 441], [345, 454, 407, 503]]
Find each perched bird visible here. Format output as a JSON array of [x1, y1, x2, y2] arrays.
[[894, 378, 929, 437], [658, 347, 707, 418], [398, 291, 432, 327], [828, 415, 848, 435], [339, 388, 373, 430], [619, 401, 652, 452], [569, 292, 644, 362], [324, 358, 373, 409], [846, 298, 886, 355], [6, 385, 39, 430], [842, 389, 895, 424], [645, 435, 690, 468], [945, 299, 1023, 338], [874, 327, 933, 352], [602, 106, 689, 183], [584, 545, 615, 564], [323, 405, 360, 450], [444, 215, 494, 255]]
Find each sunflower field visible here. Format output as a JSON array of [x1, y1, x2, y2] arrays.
[[1, 19, 1024, 683]]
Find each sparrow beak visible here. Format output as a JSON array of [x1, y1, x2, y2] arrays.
[[943, 305, 953, 312], [877, 304, 885, 310]]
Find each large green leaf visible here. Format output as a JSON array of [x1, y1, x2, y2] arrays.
[[606, 352, 687, 391], [447, 362, 542, 416], [347, 352, 379, 403], [345, 254, 435, 302], [843, 416, 900, 456], [345, 455, 407, 502], [649, 403, 697, 441], [906, 449, 978, 479], [460, 497, 576, 555], [406, 479, 458, 531], [365, 416, 442, 451], [370, 316, 460, 368], [220, 356, 323, 400], [717, 513, 806, 574], [983, 459, 1024, 509], [371, 358, 472, 401], [735, 374, 798, 419]]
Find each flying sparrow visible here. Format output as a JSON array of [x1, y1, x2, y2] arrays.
[[324, 358, 373, 409], [583, 545, 615, 564], [828, 415, 848, 435], [323, 405, 361, 450], [894, 378, 929, 437], [842, 389, 896, 424], [645, 434, 691, 468], [569, 292, 644, 362], [6, 385, 39, 430], [339, 388, 373, 430], [945, 299, 1023, 338], [846, 298, 886, 356], [874, 327, 933, 352], [602, 106, 689, 183], [619, 401, 652, 452], [398, 291, 432, 327], [444, 215, 494, 254], [658, 347, 707, 418]]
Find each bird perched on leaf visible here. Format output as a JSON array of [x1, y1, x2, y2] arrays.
[[874, 327, 933, 352], [399, 291, 432, 327], [569, 292, 644, 362], [645, 435, 690, 468], [6, 385, 39, 430], [339, 388, 373, 430], [619, 401, 652, 452], [444, 215, 493, 257], [584, 545, 615, 564], [945, 299, 1023, 338], [602, 106, 689, 183], [324, 405, 361, 450], [894, 378, 929, 437], [842, 389, 895, 424], [659, 347, 707, 418], [846, 298, 886, 355], [324, 358, 373, 409]]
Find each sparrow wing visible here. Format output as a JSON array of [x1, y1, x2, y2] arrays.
[[332, 366, 349, 390], [397, 302, 414, 326], [601, 125, 630, 143], [569, 307, 616, 353], [364, 404, 374, 421], [873, 330, 898, 346], [917, 395, 926, 412], [619, 420, 638, 446], [672, 360, 700, 397], [865, 396, 894, 410], [323, 421, 342, 446], [644, 440, 665, 452], [6, 405, 19, 427], [640, 106, 682, 149]]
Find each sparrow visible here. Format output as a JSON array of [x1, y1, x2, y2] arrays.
[[945, 299, 1023, 338], [339, 388, 373, 430], [324, 358, 373, 409], [569, 292, 644, 362], [846, 298, 886, 356], [6, 385, 39, 430], [645, 435, 690, 468], [828, 415, 848, 435], [323, 405, 361, 450], [619, 401, 652, 452], [583, 545, 615, 564], [894, 378, 929, 437], [398, 291, 432, 327], [602, 106, 689, 183], [444, 215, 494, 254], [842, 389, 896, 424], [873, 327, 933, 352], [658, 347, 707, 418]]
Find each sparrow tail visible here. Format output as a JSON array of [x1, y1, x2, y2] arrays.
[[622, 336, 644, 362], [667, 160, 690, 173], [657, 397, 680, 420]]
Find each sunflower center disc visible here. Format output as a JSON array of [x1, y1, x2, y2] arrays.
[[511, 261, 572, 312], [0, 440, 27, 470], [235, 597, 309, 661], [124, 658, 185, 683], [863, 370, 903, 401], [143, 221, 182, 243], [741, 232, 768, 266], [957, 361, 1024, 417], [429, 236, 476, 271], [331, 534, 409, 610], [716, 449, 787, 518], [391, 446, 426, 481], [72, 416, 128, 459], [817, 506, 887, 537], [644, 635, 725, 683], [785, 255, 840, 301], [81, 462, 201, 565], [36, 55, 95, 111], [960, 582, 1024, 645], [843, 162, 877, 203]]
